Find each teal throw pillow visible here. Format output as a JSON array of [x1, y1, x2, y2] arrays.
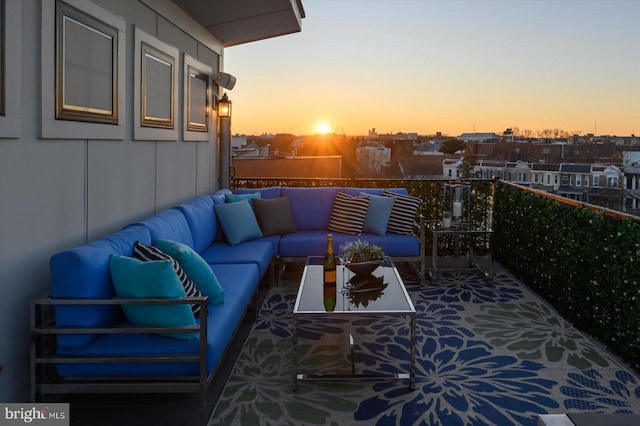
[[225, 192, 261, 206], [152, 239, 225, 304], [214, 199, 264, 246], [109, 255, 197, 340], [360, 192, 395, 235]]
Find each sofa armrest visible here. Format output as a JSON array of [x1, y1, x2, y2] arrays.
[[30, 296, 209, 402]]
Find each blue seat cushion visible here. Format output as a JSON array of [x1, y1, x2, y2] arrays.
[[199, 240, 273, 277], [56, 263, 260, 377], [279, 230, 419, 258], [280, 230, 358, 257]]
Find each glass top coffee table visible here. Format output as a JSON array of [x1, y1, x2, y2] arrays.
[[292, 256, 416, 390]]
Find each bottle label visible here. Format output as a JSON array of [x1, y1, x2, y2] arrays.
[[324, 270, 336, 283]]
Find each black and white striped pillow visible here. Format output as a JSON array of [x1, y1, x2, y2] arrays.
[[383, 190, 421, 235], [133, 241, 203, 317], [327, 192, 370, 235]]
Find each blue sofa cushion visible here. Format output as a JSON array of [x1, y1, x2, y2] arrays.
[[383, 190, 421, 235], [360, 192, 395, 236], [214, 200, 263, 246], [50, 225, 151, 348], [281, 187, 341, 230], [110, 255, 197, 340], [211, 191, 229, 242], [253, 196, 298, 237], [234, 186, 281, 200], [153, 239, 224, 304], [279, 229, 420, 258], [56, 263, 260, 377], [343, 187, 408, 197], [199, 240, 273, 277], [225, 192, 261, 206], [133, 242, 203, 317], [327, 192, 370, 235], [130, 208, 195, 248], [176, 196, 218, 253]]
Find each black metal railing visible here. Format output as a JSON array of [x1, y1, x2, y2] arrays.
[[232, 177, 494, 256]]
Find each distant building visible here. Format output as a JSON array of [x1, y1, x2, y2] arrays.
[[233, 156, 342, 179], [457, 133, 498, 143], [356, 143, 390, 176]]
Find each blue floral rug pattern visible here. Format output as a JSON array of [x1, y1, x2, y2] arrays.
[[213, 270, 640, 425]]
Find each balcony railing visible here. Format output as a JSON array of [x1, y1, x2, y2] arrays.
[[493, 180, 640, 373]]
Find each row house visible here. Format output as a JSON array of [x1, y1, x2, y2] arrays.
[[443, 159, 625, 206], [466, 140, 618, 164]]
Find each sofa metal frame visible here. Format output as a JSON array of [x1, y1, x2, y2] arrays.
[[31, 293, 257, 426]]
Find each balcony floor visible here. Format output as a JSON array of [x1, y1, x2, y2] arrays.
[[50, 259, 640, 425]]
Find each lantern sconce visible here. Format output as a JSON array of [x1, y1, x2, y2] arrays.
[[217, 93, 232, 118]]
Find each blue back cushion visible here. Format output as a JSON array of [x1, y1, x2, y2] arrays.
[[281, 187, 341, 230], [234, 186, 282, 200], [177, 196, 217, 253], [130, 208, 194, 249], [343, 187, 408, 197], [50, 226, 151, 348]]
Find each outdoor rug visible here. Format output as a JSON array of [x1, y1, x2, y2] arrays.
[[212, 268, 640, 425]]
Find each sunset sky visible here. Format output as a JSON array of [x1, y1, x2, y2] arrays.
[[224, 0, 640, 137]]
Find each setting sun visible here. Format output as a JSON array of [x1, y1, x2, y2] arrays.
[[316, 122, 331, 135]]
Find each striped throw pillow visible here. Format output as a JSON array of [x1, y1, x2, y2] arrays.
[[133, 241, 203, 317], [383, 190, 421, 235], [327, 192, 370, 235]]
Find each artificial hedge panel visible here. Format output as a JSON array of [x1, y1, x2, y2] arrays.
[[493, 182, 640, 372]]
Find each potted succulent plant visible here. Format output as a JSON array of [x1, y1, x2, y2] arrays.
[[442, 210, 452, 228], [341, 239, 384, 276]]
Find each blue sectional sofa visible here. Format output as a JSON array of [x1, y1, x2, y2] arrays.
[[31, 186, 423, 426], [233, 186, 425, 281]]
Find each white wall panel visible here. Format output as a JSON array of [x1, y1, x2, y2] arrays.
[[156, 142, 198, 209], [87, 140, 157, 241], [0, 0, 224, 401]]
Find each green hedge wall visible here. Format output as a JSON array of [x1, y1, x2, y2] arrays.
[[493, 182, 640, 372]]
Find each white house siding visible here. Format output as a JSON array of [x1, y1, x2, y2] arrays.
[[0, 0, 223, 401]]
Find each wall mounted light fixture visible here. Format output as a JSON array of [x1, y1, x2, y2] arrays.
[[218, 92, 232, 118]]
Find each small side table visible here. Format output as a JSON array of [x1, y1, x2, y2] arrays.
[[426, 220, 493, 283]]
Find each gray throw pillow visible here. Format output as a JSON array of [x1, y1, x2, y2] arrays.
[[253, 196, 298, 236]]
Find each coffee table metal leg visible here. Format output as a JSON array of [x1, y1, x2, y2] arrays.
[[349, 331, 355, 376], [292, 315, 298, 391], [410, 314, 416, 390]]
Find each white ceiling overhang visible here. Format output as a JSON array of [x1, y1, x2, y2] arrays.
[[171, 0, 305, 47]]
